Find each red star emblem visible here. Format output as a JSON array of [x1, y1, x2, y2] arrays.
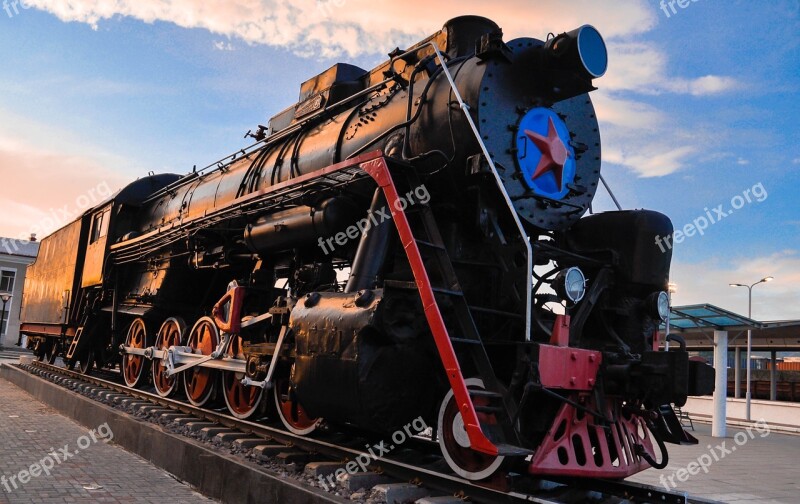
[[525, 117, 570, 191]]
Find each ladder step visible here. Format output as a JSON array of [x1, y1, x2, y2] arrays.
[[431, 287, 463, 297], [414, 238, 446, 251], [384, 279, 418, 290], [65, 327, 84, 360], [469, 389, 503, 399], [475, 405, 504, 414], [468, 305, 525, 319], [494, 443, 535, 457], [449, 337, 481, 345]]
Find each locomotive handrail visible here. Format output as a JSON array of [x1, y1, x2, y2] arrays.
[[141, 37, 453, 206], [110, 150, 387, 256], [427, 42, 533, 342], [140, 75, 404, 206]]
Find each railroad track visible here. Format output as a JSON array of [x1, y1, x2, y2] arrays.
[[15, 361, 713, 504]]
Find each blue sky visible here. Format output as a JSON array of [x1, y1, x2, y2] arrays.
[[0, 0, 797, 319]]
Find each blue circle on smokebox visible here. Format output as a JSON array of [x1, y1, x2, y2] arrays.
[[515, 108, 576, 200]]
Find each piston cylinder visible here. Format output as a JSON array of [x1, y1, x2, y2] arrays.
[[244, 198, 361, 254]]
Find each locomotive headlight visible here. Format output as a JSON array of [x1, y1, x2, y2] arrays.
[[544, 24, 608, 80], [552, 267, 586, 304], [647, 291, 670, 321], [575, 25, 608, 78]]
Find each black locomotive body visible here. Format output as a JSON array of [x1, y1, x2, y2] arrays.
[[20, 16, 714, 481]]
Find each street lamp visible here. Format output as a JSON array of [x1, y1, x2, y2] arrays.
[[729, 276, 774, 421], [0, 293, 11, 345]]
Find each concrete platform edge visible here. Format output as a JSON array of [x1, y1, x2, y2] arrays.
[[687, 415, 800, 435], [0, 363, 346, 504]]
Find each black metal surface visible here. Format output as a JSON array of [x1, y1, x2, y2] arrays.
[[478, 38, 602, 230], [565, 210, 674, 288], [290, 289, 439, 432], [20, 218, 85, 326], [344, 189, 392, 292], [244, 197, 361, 255]]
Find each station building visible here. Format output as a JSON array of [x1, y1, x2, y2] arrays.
[[0, 235, 39, 348]]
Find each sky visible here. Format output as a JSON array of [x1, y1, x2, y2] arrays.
[[0, 0, 797, 320]]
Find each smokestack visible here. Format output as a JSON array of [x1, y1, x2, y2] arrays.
[[29, 233, 37, 242]]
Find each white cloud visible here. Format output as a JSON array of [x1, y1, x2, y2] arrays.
[[594, 92, 703, 178], [670, 251, 800, 321], [677, 75, 741, 96], [213, 40, 234, 51], [603, 42, 740, 96], [603, 143, 696, 178], [11, 0, 743, 184], [23, 0, 657, 58], [737, 158, 750, 165], [591, 42, 742, 178], [592, 93, 666, 130]]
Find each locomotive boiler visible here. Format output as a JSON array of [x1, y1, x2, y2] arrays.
[[20, 16, 714, 481]]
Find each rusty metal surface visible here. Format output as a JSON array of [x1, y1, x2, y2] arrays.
[[17, 323, 76, 338], [20, 218, 86, 325]]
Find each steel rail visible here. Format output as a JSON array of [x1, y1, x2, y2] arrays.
[[20, 361, 710, 504], [25, 361, 546, 503]]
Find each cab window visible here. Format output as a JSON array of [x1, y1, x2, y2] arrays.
[[90, 209, 110, 243]]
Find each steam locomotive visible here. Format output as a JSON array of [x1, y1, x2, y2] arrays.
[[20, 16, 714, 481]]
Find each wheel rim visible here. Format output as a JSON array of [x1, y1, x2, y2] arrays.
[[438, 378, 506, 480], [183, 317, 219, 407], [152, 317, 185, 397], [222, 335, 263, 419], [274, 366, 319, 435], [79, 350, 95, 375], [122, 318, 149, 387], [46, 342, 59, 365]]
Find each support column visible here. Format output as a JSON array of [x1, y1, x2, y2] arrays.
[[770, 351, 777, 401], [712, 330, 728, 438], [734, 347, 741, 398]]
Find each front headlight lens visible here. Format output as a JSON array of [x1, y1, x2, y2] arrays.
[[647, 290, 670, 321], [553, 267, 586, 304]]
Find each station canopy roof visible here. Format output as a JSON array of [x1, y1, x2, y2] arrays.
[[664, 304, 800, 350], [668, 304, 762, 331]]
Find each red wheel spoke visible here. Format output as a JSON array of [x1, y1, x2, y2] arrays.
[[182, 317, 218, 407]]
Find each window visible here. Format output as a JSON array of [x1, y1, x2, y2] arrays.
[[0, 270, 14, 292], [90, 209, 110, 243], [0, 270, 12, 336], [0, 301, 8, 335]]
